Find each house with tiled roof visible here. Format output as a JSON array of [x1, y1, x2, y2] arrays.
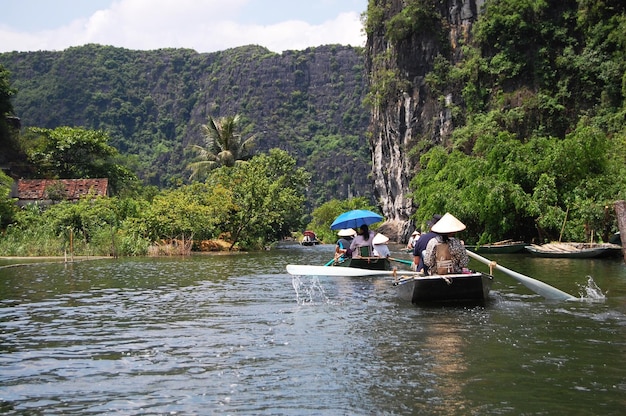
[[13, 178, 110, 207]]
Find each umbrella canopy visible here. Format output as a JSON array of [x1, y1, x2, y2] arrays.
[[330, 209, 383, 230]]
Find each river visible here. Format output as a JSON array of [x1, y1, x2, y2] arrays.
[[1, 242, 625, 415]]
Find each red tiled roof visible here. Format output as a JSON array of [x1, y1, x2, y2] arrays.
[[17, 178, 109, 201]]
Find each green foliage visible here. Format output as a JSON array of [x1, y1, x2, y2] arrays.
[[307, 197, 379, 244], [23, 126, 138, 193], [411, 119, 626, 244], [364, 47, 413, 109], [362, 1, 385, 36], [386, 0, 442, 43], [0, 44, 370, 205], [0, 64, 15, 116], [0, 170, 17, 228], [207, 149, 311, 249], [403, 0, 626, 244], [142, 182, 233, 241], [187, 114, 257, 180]]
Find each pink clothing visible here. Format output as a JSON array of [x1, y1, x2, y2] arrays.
[[350, 231, 375, 256]]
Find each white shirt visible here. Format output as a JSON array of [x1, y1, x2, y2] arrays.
[[373, 244, 390, 258]]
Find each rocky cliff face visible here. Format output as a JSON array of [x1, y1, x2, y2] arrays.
[[365, 0, 483, 241]]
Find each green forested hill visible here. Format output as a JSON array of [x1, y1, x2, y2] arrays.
[[0, 44, 371, 207]]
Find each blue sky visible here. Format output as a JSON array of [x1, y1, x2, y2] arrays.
[[0, 0, 368, 53]]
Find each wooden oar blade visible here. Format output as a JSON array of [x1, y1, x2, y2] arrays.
[[502, 266, 575, 301], [467, 250, 576, 301]]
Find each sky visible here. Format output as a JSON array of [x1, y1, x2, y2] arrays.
[[0, 0, 368, 54]]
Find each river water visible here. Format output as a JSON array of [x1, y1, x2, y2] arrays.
[[1, 242, 625, 415]]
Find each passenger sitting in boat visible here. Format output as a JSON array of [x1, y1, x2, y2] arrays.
[[335, 228, 356, 261], [372, 233, 391, 258], [350, 224, 375, 257], [406, 230, 420, 250], [423, 213, 469, 275], [412, 214, 442, 273]]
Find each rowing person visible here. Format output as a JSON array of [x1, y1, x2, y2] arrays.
[[412, 214, 442, 273], [335, 228, 356, 262]]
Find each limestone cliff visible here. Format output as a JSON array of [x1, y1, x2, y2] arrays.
[[365, 0, 483, 241]]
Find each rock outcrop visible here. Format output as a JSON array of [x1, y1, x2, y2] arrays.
[[365, 0, 483, 241]]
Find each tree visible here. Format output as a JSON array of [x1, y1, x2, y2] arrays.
[[207, 149, 310, 250], [24, 126, 137, 193], [187, 114, 257, 180], [0, 170, 17, 229], [142, 182, 234, 242], [410, 117, 626, 244], [0, 64, 23, 172]]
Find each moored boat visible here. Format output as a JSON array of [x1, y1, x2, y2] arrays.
[[466, 240, 526, 254], [525, 242, 622, 258], [394, 272, 493, 304]]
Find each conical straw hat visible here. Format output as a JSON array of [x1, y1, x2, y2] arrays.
[[372, 233, 389, 245], [430, 213, 466, 234], [337, 228, 356, 237]]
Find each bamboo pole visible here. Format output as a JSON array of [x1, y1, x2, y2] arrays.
[[615, 200, 626, 263], [559, 207, 569, 242]]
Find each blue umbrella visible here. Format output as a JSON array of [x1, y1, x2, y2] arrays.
[[330, 209, 384, 230]]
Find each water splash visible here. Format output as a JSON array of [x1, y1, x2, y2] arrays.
[[577, 276, 606, 302], [291, 275, 329, 304]]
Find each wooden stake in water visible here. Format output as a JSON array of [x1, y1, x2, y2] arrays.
[[615, 200, 626, 263]]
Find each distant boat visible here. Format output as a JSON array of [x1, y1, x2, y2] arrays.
[[525, 242, 622, 258], [300, 230, 320, 246], [466, 240, 526, 254]]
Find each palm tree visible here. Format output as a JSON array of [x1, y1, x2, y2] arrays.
[[187, 115, 257, 180]]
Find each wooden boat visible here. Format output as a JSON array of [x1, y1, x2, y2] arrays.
[[525, 242, 623, 258], [466, 240, 526, 254], [609, 232, 621, 245], [335, 256, 392, 270], [300, 230, 320, 246], [395, 272, 493, 304], [286, 262, 493, 304]]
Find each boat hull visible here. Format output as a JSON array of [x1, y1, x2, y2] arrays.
[[466, 242, 526, 254], [336, 257, 392, 270], [525, 243, 622, 258], [395, 272, 492, 304]]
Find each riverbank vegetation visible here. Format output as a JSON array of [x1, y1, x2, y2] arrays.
[[0, 142, 309, 256]]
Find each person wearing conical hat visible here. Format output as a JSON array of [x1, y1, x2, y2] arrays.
[[406, 229, 420, 250], [423, 213, 469, 275], [372, 233, 391, 258], [412, 213, 442, 273], [335, 228, 356, 262]]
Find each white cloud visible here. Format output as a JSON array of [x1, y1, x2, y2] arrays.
[[0, 0, 365, 53]]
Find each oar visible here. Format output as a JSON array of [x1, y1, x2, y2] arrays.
[[324, 258, 335, 266], [466, 250, 576, 301], [286, 264, 422, 278], [389, 257, 413, 266]]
